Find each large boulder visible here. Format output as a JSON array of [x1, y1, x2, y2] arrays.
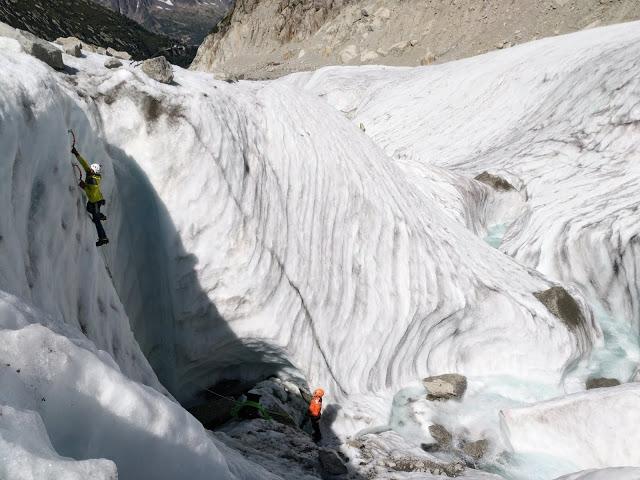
[[104, 58, 123, 69], [0, 22, 64, 70], [586, 377, 620, 390], [106, 47, 131, 60], [474, 171, 516, 191], [423, 374, 467, 401], [461, 439, 489, 462], [142, 56, 174, 84], [428, 424, 452, 448], [55, 37, 82, 57], [65, 43, 82, 58], [533, 286, 585, 331]]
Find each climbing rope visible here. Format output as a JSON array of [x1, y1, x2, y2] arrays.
[[198, 385, 299, 425]]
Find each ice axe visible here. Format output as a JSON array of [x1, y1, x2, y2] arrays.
[[68, 129, 82, 183]]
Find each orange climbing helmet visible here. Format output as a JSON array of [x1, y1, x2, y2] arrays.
[[313, 388, 325, 398]]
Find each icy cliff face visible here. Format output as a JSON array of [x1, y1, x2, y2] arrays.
[[286, 22, 640, 338], [0, 19, 638, 480], [0, 38, 275, 479], [283, 19, 640, 477]]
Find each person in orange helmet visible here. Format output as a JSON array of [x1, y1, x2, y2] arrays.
[[308, 388, 324, 443]]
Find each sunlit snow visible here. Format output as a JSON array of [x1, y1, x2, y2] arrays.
[[1, 18, 639, 480]]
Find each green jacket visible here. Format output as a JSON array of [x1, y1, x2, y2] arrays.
[[230, 400, 272, 421], [76, 153, 104, 203]]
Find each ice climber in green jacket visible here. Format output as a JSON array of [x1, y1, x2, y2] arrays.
[[72, 146, 109, 247]]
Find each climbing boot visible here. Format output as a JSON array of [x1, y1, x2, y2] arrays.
[[96, 238, 109, 247]]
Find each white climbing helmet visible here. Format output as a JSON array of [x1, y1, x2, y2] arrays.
[[90, 163, 101, 175]]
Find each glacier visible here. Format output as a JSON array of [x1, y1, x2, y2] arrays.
[[0, 17, 639, 480]]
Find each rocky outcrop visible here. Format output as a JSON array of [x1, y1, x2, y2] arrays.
[[586, 377, 620, 390], [56, 37, 83, 57], [0, 22, 64, 70], [106, 47, 132, 60], [474, 171, 515, 192], [461, 439, 489, 462], [318, 448, 348, 475], [428, 424, 453, 448], [92, 0, 230, 44], [190, 0, 640, 79], [104, 58, 123, 69], [533, 286, 586, 331], [385, 456, 465, 476], [142, 56, 174, 84], [191, 0, 349, 74], [423, 374, 468, 401], [0, 0, 196, 67]]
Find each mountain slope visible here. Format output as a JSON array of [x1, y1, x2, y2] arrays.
[[191, 0, 640, 79], [0, 0, 197, 66], [93, 0, 232, 44], [2, 15, 640, 480]]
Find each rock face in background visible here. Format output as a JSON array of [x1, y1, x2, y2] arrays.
[[190, 0, 640, 79], [93, 0, 233, 44], [0, 0, 197, 66]]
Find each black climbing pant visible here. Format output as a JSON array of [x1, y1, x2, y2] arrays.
[[87, 200, 107, 240], [310, 415, 322, 443]]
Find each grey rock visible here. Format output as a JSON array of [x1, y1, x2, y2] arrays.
[[462, 439, 489, 461], [65, 44, 82, 57], [586, 377, 620, 389], [142, 56, 174, 84], [474, 171, 515, 191], [104, 58, 123, 69], [387, 456, 465, 476], [533, 286, 585, 330], [106, 47, 131, 60], [56, 37, 82, 57], [423, 373, 467, 400], [0, 22, 64, 70], [318, 448, 348, 475], [428, 424, 452, 447], [420, 442, 439, 453]]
